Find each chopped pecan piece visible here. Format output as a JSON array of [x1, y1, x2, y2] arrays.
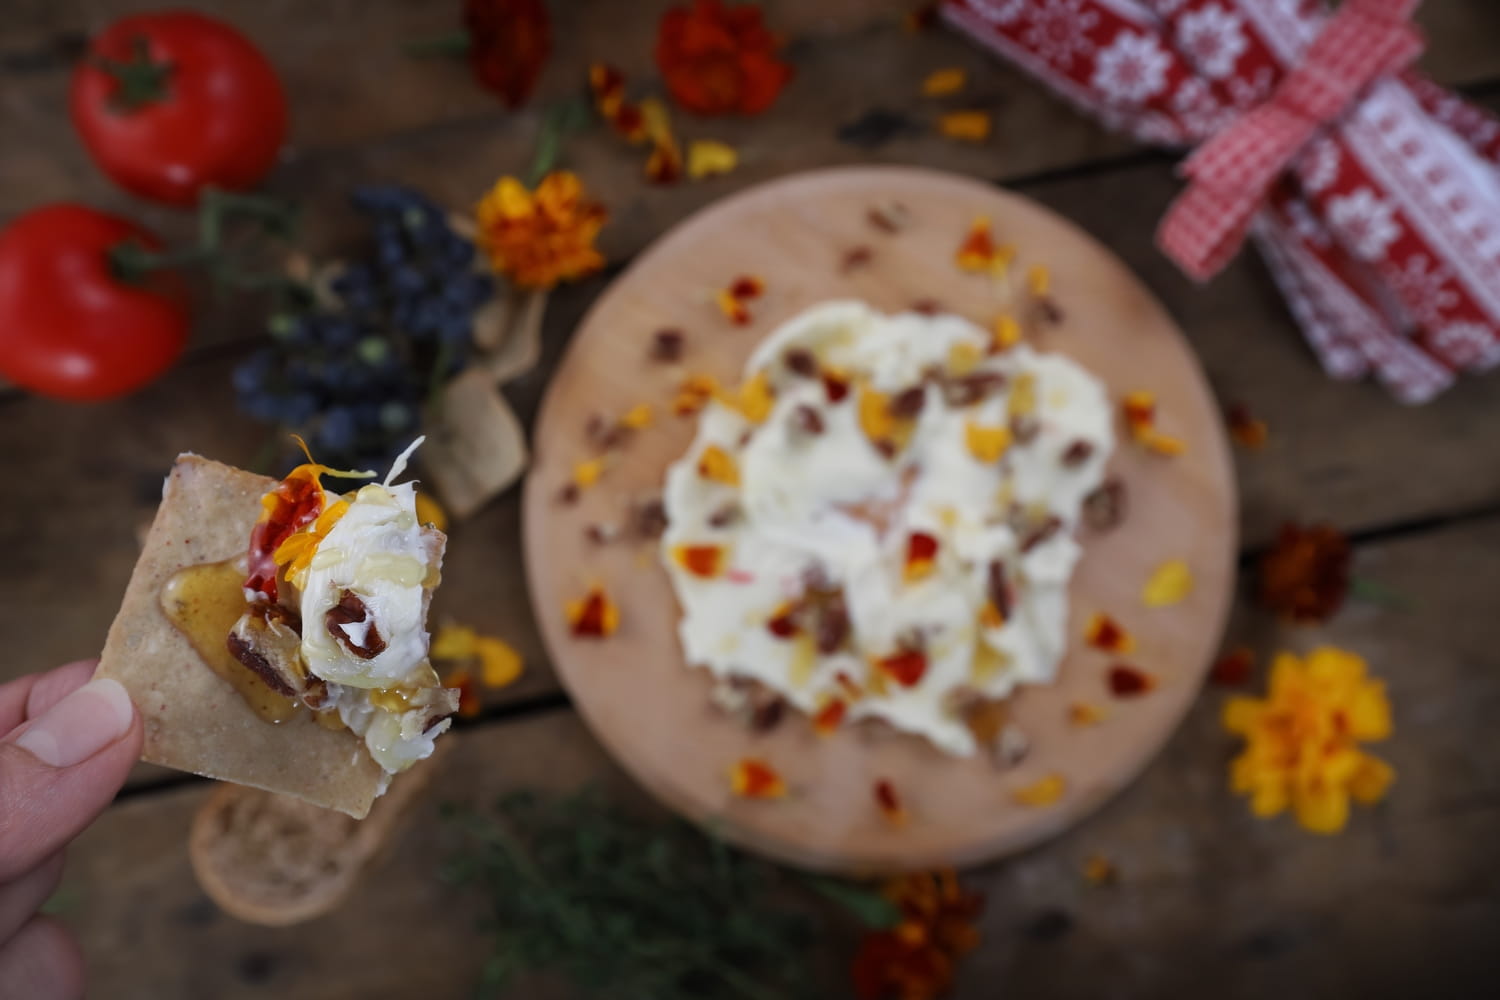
[[784, 347, 818, 377], [1083, 478, 1126, 532], [867, 201, 911, 233], [633, 497, 669, 539], [226, 604, 306, 698], [791, 404, 825, 435], [325, 590, 387, 659], [650, 328, 685, 362], [1009, 415, 1040, 444], [707, 502, 741, 528], [909, 298, 942, 316], [1061, 440, 1094, 466], [841, 246, 874, 273], [987, 560, 1014, 620], [889, 385, 927, 419], [1020, 515, 1063, 553], [941, 371, 1008, 407]]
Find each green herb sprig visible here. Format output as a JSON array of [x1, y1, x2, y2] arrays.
[[443, 791, 894, 1000]]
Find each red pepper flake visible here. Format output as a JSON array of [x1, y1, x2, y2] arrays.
[[904, 531, 940, 582], [766, 603, 800, 638], [874, 779, 907, 827], [878, 647, 928, 688], [1083, 612, 1135, 654], [1227, 402, 1268, 451], [1107, 664, 1156, 698], [1212, 646, 1255, 687], [812, 698, 846, 736], [729, 757, 786, 799]]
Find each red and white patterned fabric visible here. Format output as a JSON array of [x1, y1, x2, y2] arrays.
[[944, 0, 1500, 403]]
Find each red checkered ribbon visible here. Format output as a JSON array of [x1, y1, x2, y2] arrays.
[[944, 0, 1500, 403]]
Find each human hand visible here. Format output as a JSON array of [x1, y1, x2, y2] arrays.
[[0, 660, 141, 1000]]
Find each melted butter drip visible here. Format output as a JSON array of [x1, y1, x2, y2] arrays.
[[160, 559, 303, 725]]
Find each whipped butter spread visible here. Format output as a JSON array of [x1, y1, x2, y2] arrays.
[[661, 302, 1113, 755], [232, 439, 455, 777]]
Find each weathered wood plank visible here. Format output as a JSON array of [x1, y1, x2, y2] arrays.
[[56, 513, 1500, 997]]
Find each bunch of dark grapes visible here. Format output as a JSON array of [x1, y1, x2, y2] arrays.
[[233, 185, 494, 471]]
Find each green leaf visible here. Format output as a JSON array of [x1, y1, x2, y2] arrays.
[[1351, 576, 1410, 610]]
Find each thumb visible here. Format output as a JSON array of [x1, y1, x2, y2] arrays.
[[0, 678, 142, 883]]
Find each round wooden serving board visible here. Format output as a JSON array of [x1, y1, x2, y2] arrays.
[[523, 167, 1236, 874]]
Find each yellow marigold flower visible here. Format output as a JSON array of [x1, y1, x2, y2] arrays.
[[1223, 647, 1394, 834], [475, 171, 607, 289]]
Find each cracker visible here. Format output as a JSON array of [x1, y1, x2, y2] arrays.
[[98, 455, 385, 819]]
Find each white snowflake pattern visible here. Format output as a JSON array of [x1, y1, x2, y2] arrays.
[[1225, 67, 1275, 109], [1176, 3, 1249, 80], [1151, 0, 1191, 15], [1327, 187, 1402, 261], [1430, 322, 1495, 368], [1389, 253, 1460, 329], [1297, 137, 1342, 194], [1020, 0, 1100, 70], [1283, 198, 1333, 250], [1090, 31, 1172, 105], [1170, 77, 1233, 141], [1132, 111, 1187, 146], [976, 0, 1026, 25]]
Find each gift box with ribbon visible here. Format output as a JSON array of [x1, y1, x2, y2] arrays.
[[943, 0, 1500, 403]]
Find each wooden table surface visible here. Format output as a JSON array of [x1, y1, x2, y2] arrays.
[[3, 2, 1499, 997]]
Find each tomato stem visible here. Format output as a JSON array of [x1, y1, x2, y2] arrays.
[[109, 187, 303, 293], [92, 35, 174, 113]]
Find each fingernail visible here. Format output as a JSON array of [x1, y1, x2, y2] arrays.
[[13, 678, 135, 768]]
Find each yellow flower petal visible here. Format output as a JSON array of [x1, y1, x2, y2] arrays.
[[431, 624, 479, 662], [1141, 559, 1193, 607], [1294, 782, 1350, 834], [921, 67, 967, 97], [639, 98, 674, 145], [1221, 696, 1262, 735], [724, 371, 774, 424], [1346, 682, 1393, 741], [1027, 265, 1050, 297], [687, 139, 739, 180], [619, 402, 654, 430], [1349, 754, 1395, 804], [947, 340, 983, 376], [964, 421, 1013, 463], [939, 110, 991, 141], [992, 314, 1022, 351], [697, 444, 740, 486], [476, 636, 524, 688], [1249, 779, 1289, 818], [414, 492, 448, 532], [573, 457, 605, 489], [1012, 773, 1066, 807]]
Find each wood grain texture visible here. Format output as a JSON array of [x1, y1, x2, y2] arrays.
[[56, 513, 1500, 997], [523, 167, 1237, 872]]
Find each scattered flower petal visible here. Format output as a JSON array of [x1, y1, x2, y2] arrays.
[[1069, 702, 1107, 726], [938, 110, 991, 141], [812, 697, 846, 735], [566, 585, 619, 638], [1142, 559, 1193, 607], [1227, 402, 1268, 450], [673, 373, 720, 416], [874, 779, 908, 827], [1084, 612, 1136, 653], [1013, 773, 1066, 806], [964, 421, 1013, 462], [904, 531, 940, 582], [1107, 664, 1156, 697], [414, 492, 448, 532], [688, 139, 739, 179], [730, 757, 787, 798], [672, 543, 728, 578], [619, 402, 654, 430], [465, 0, 551, 108], [991, 314, 1022, 351], [696, 443, 740, 485], [1082, 855, 1117, 886], [921, 67, 966, 97]]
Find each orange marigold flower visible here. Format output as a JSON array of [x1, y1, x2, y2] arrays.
[[656, 0, 793, 116], [1257, 522, 1351, 623], [465, 0, 551, 108], [1224, 646, 1394, 834], [475, 171, 607, 289], [1083, 612, 1135, 653], [851, 870, 983, 1000], [729, 757, 786, 798], [566, 585, 619, 638]]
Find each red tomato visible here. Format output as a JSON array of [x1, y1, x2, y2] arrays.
[[70, 12, 287, 206], [0, 205, 189, 401]]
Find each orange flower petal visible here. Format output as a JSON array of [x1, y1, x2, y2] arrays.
[[1083, 612, 1136, 653], [1107, 664, 1157, 697], [991, 314, 1022, 351], [874, 779, 907, 826], [696, 444, 740, 485], [673, 374, 720, 416], [1082, 855, 1117, 886], [1069, 702, 1107, 726], [877, 648, 928, 687], [921, 67, 966, 96], [904, 531, 940, 582], [939, 110, 992, 141], [730, 757, 786, 799], [1227, 402, 1268, 450], [672, 543, 727, 578], [1013, 773, 1066, 806], [812, 697, 846, 736], [619, 402, 654, 430]]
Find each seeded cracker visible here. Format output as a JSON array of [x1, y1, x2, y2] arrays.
[[98, 455, 387, 818]]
